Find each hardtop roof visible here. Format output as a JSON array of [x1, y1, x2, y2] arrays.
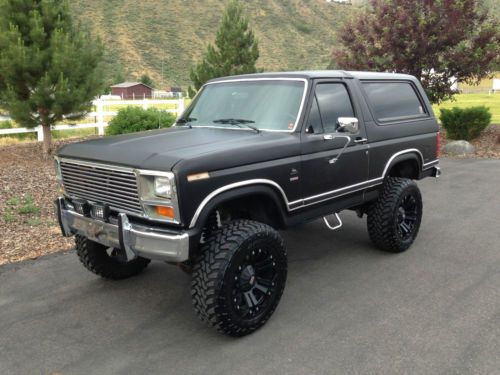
[[207, 70, 416, 83]]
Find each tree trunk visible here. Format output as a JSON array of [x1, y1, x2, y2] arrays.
[[42, 124, 52, 157]]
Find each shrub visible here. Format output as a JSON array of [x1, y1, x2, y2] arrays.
[[439, 106, 491, 141], [106, 107, 176, 136]]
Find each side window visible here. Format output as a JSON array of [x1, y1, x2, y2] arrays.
[[306, 96, 323, 134], [315, 83, 355, 133], [362, 82, 427, 122]]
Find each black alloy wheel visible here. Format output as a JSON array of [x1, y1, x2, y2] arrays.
[[230, 245, 279, 320], [191, 219, 287, 337], [396, 193, 419, 241], [367, 177, 423, 253]]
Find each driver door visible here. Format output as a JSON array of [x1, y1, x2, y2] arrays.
[[299, 80, 369, 208]]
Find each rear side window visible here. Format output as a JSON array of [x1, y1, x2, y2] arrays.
[[362, 82, 426, 122], [315, 83, 355, 133]]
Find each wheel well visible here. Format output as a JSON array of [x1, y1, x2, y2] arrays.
[[211, 194, 285, 230], [388, 159, 420, 179]]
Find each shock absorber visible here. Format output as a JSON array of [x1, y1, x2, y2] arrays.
[[201, 210, 220, 242]]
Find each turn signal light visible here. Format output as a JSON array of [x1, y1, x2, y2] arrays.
[[155, 205, 175, 219]]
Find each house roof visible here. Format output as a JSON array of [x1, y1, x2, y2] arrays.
[[111, 82, 153, 89]]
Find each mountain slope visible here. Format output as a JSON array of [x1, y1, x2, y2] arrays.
[[70, 0, 360, 88]]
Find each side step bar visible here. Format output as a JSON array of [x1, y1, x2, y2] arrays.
[[323, 213, 343, 231]]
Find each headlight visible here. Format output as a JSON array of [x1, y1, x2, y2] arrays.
[[154, 176, 172, 198], [137, 170, 180, 223]]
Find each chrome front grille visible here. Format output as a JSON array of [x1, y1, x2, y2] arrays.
[[60, 160, 143, 215]]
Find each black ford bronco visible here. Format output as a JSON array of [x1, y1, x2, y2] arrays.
[[55, 71, 440, 336]]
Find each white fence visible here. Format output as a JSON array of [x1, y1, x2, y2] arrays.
[[493, 79, 500, 93], [0, 98, 186, 141]]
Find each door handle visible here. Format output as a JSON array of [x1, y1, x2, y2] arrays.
[[354, 137, 368, 144]]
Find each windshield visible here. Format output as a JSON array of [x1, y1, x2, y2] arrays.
[[179, 79, 306, 131]]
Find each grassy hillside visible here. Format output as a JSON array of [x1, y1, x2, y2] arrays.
[[69, 0, 499, 90], [69, 0, 361, 88]]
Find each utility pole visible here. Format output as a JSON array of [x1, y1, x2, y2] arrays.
[[161, 58, 164, 90]]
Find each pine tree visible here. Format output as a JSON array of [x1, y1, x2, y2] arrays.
[[189, 0, 260, 91], [330, 0, 500, 104], [140, 74, 154, 87], [0, 0, 104, 155]]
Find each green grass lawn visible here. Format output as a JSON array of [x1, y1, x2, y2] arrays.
[[52, 127, 98, 139], [4, 93, 497, 145], [433, 93, 500, 124]]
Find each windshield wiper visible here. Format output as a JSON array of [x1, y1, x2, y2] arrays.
[[176, 117, 197, 128], [212, 118, 260, 133]]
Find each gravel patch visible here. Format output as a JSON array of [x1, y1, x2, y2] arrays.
[[0, 139, 97, 265]]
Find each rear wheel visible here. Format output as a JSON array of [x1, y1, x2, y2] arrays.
[[75, 235, 150, 280], [191, 219, 287, 337], [367, 177, 423, 253]]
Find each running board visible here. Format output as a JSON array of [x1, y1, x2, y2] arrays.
[[323, 213, 343, 231]]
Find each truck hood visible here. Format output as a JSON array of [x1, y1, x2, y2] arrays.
[[57, 127, 300, 172]]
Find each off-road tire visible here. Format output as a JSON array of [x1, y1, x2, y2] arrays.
[[367, 177, 423, 253], [75, 235, 150, 280], [191, 219, 287, 337]]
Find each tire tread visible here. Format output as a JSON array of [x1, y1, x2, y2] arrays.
[[75, 235, 150, 280], [191, 219, 287, 337], [367, 177, 422, 253]]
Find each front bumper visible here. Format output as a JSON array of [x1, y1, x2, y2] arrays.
[[55, 197, 190, 262]]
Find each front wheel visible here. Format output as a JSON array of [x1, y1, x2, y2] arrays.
[[75, 235, 150, 280], [367, 177, 423, 253], [191, 219, 287, 337]]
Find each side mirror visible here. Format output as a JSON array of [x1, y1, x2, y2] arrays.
[[337, 117, 359, 134]]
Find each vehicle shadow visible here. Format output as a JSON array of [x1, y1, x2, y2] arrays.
[[283, 211, 381, 264], [76, 211, 383, 315], [69, 212, 384, 334]]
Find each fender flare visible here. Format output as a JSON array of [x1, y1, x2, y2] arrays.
[[382, 149, 423, 178], [189, 182, 289, 230]]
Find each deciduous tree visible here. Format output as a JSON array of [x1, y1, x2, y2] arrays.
[[189, 0, 260, 93], [0, 0, 103, 155], [330, 0, 500, 103]]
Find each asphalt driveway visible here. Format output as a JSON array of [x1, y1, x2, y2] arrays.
[[1, 159, 499, 375]]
